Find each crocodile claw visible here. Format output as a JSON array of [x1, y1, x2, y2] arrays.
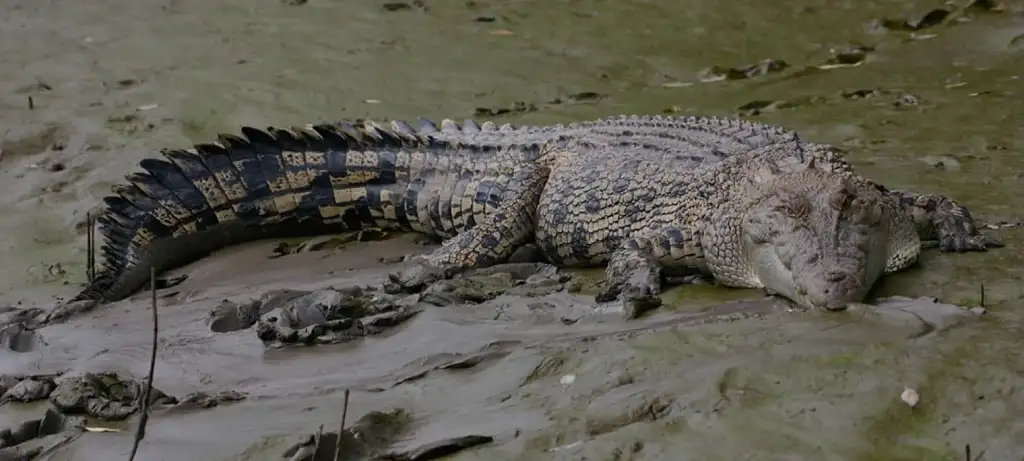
[[387, 257, 446, 293], [596, 281, 662, 319]]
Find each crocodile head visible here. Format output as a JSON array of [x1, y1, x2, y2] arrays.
[[733, 157, 915, 311]]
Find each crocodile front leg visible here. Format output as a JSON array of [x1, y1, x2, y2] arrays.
[[388, 165, 550, 292], [596, 239, 663, 309], [596, 225, 701, 317], [884, 189, 1003, 252]]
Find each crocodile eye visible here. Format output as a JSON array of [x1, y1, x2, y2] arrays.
[[775, 198, 809, 217], [829, 190, 850, 210]]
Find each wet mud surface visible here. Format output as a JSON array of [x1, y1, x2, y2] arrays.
[[2, 0, 1024, 459]]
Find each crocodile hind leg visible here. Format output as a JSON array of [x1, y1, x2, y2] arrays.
[[884, 189, 1003, 252], [388, 165, 550, 292]]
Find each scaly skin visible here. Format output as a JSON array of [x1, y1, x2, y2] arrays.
[[382, 115, 997, 254], [73, 115, 999, 313], [76, 123, 547, 303]]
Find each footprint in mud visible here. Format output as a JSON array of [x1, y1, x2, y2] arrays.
[[0, 407, 84, 457], [0, 322, 43, 353], [0, 124, 65, 167]]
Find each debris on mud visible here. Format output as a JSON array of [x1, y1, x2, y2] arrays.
[[381, 1, 426, 12], [881, 8, 953, 31], [378, 435, 494, 461], [168, 390, 248, 412], [252, 287, 422, 348], [0, 374, 60, 404], [547, 92, 607, 105], [0, 407, 85, 459], [473, 101, 537, 117], [876, 0, 1005, 33], [279, 407, 490, 461], [2, 371, 246, 428], [269, 230, 390, 259], [736, 86, 914, 116], [47, 372, 176, 421], [697, 58, 789, 83], [379, 341, 519, 390], [0, 299, 100, 332], [410, 263, 574, 305], [279, 408, 411, 460]]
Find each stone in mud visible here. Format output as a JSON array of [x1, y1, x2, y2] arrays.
[[255, 287, 420, 348], [208, 298, 264, 333], [417, 263, 571, 306], [1, 377, 56, 404], [207, 289, 312, 333], [49, 372, 175, 421]]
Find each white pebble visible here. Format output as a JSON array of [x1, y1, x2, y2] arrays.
[[901, 387, 920, 407], [559, 374, 576, 386]]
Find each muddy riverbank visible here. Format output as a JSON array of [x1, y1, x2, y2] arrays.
[[2, 0, 1023, 459]]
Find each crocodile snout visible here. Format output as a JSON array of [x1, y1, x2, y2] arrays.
[[800, 269, 865, 311]]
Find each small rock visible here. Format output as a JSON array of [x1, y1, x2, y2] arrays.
[[901, 387, 920, 407], [894, 94, 920, 106], [2, 378, 56, 404], [969, 307, 987, 315]]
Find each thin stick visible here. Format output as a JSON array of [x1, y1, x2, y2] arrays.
[[128, 268, 159, 461], [313, 424, 325, 454], [979, 283, 985, 308], [332, 389, 351, 461], [86, 212, 94, 283]]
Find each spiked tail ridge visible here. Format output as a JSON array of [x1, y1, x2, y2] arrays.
[[70, 121, 465, 303]]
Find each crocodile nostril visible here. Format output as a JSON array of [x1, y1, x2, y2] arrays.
[[826, 271, 848, 282]]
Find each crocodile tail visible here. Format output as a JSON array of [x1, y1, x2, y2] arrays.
[[70, 122, 438, 303]]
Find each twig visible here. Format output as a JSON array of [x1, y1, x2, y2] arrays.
[[979, 283, 985, 308], [333, 389, 351, 461], [86, 212, 94, 283], [127, 268, 159, 461], [313, 424, 325, 456], [965, 443, 986, 461], [28, 96, 34, 110]]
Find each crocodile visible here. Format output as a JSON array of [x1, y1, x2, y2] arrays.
[[70, 115, 1000, 312]]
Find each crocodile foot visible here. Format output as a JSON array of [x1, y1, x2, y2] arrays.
[[386, 257, 448, 293], [596, 273, 663, 320], [931, 197, 1005, 252]]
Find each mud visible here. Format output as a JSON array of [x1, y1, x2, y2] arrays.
[[2, 0, 1023, 459]]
